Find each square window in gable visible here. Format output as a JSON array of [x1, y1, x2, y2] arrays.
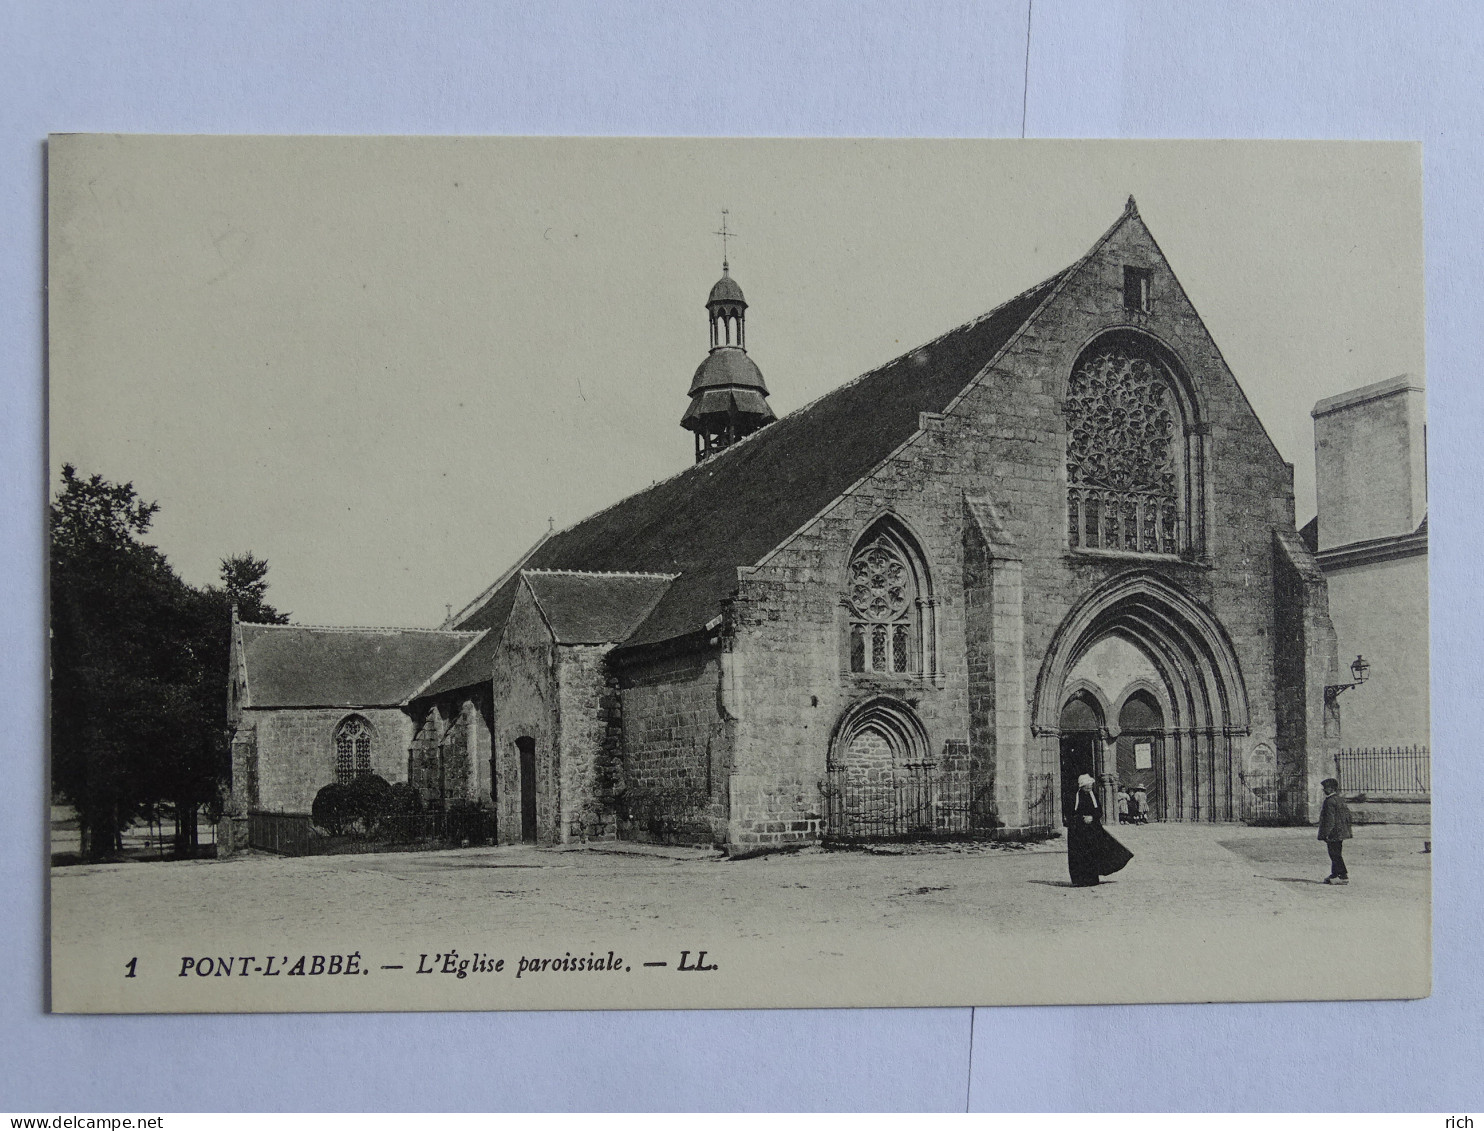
[[1123, 265, 1152, 314]]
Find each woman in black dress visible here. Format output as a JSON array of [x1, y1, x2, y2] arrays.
[[1067, 773, 1133, 887]]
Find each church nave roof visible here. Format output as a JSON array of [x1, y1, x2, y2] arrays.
[[446, 263, 1069, 664]]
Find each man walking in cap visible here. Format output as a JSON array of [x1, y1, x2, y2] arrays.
[[1318, 777, 1353, 885]]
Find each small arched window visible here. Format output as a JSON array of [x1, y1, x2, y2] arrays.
[[845, 520, 934, 677], [1065, 335, 1204, 556], [334, 716, 373, 783]]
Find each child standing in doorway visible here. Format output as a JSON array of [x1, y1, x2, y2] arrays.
[[1131, 784, 1149, 824]]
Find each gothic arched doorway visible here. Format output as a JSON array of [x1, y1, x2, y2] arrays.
[[824, 696, 934, 840], [1116, 690, 1165, 821], [1034, 572, 1251, 822], [1058, 693, 1105, 823]]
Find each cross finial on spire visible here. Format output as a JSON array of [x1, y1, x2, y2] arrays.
[[714, 209, 734, 271]]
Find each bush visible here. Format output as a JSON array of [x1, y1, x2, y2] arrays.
[[387, 781, 424, 814], [312, 775, 397, 837], [311, 782, 354, 836], [345, 774, 393, 835], [446, 796, 493, 846]]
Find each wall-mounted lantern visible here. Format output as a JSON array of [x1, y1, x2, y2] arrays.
[[1325, 654, 1370, 703]]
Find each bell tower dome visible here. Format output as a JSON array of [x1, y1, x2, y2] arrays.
[[681, 216, 775, 462]]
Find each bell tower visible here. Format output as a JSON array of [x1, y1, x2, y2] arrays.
[[681, 214, 776, 462]]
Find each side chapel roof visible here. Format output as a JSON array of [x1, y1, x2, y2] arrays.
[[523, 571, 677, 644], [442, 262, 1070, 676], [238, 622, 480, 708]]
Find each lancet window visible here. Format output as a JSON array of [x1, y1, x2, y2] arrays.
[[334, 716, 373, 783], [1066, 339, 1202, 556], [845, 522, 934, 677]]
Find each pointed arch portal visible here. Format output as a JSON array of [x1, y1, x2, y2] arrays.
[[1034, 572, 1250, 821], [824, 696, 944, 840]]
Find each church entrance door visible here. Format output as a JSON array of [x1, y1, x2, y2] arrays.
[[1058, 693, 1105, 822], [516, 737, 537, 844], [1059, 733, 1099, 823], [1116, 691, 1165, 822]]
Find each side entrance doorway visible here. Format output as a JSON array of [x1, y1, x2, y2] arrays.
[[516, 736, 537, 844]]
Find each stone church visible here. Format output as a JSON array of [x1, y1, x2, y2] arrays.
[[228, 198, 1340, 852]]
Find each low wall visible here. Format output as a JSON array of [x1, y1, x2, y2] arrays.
[[1347, 797, 1431, 826]]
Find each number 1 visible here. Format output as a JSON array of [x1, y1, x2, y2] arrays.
[[124, 957, 138, 978]]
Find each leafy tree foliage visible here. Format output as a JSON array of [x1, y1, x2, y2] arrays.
[[219, 552, 290, 626], [50, 465, 287, 860]]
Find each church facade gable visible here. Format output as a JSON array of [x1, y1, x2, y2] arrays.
[[717, 203, 1336, 850]]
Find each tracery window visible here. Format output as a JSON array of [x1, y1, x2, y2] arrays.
[[845, 524, 933, 676], [1066, 342, 1191, 555], [334, 716, 373, 783]]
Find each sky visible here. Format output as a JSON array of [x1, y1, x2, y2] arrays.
[[48, 137, 1425, 628]]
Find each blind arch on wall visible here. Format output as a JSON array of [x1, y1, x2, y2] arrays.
[[827, 695, 932, 772]]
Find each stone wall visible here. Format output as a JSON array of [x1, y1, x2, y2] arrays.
[[1324, 553, 1429, 751], [723, 209, 1328, 849], [407, 688, 495, 810], [555, 644, 621, 842], [616, 644, 730, 844], [1274, 528, 1340, 822], [229, 723, 258, 810], [489, 582, 558, 844], [1312, 376, 1426, 550], [247, 706, 413, 813]]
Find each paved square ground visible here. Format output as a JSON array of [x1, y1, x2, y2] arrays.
[[49, 822, 1431, 1011]]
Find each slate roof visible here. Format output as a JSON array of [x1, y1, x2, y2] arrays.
[[708, 272, 746, 305], [238, 623, 480, 708], [687, 347, 771, 395], [416, 630, 498, 700], [681, 386, 774, 427], [524, 571, 677, 644], [445, 265, 1067, 671]]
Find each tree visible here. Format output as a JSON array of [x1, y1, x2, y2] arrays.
[[51, 465, 179, 858], [50, 466, 289, 860], [219, 552, 290, 625]]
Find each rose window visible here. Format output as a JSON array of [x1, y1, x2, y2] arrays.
[[1066, 346, 1184, 554]]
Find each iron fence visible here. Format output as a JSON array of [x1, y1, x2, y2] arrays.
[[248, 808, 498, 856], [1025, 771, 1058, 833], [822, 763, 997, 841], [248, 811, 317, 855], [1239, 770, 1285, 825], [1336, 746, 1430, 797]]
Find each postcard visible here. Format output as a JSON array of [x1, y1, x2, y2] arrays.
[[47, 137, 1429, 1012]]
